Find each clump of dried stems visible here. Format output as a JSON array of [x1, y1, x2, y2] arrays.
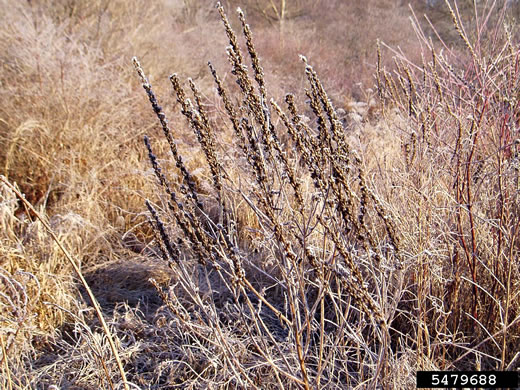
[[134, 2, 404, 388], [378, 0, 520, 374]]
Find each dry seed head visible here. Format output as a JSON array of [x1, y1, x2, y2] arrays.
[[217, 2, 244, 66], [134, 60, 202, 209], [170, 73, 187, 104], [188, 78, 210, 128], [132, 56, 147, 86], [144, 135, 168, 189], [148, 217, 173, 264], [444, 0, 479, 65], [146, 200, 179, 265], [237, 6, 266, 97]]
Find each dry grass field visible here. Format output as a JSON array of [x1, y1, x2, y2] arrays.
[[1, 0, 520, 388]]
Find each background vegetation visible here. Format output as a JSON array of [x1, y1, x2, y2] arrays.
[[1, 0, 519, 388]]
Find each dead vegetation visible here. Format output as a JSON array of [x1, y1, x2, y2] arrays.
[[1, 0, 520, 388]]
